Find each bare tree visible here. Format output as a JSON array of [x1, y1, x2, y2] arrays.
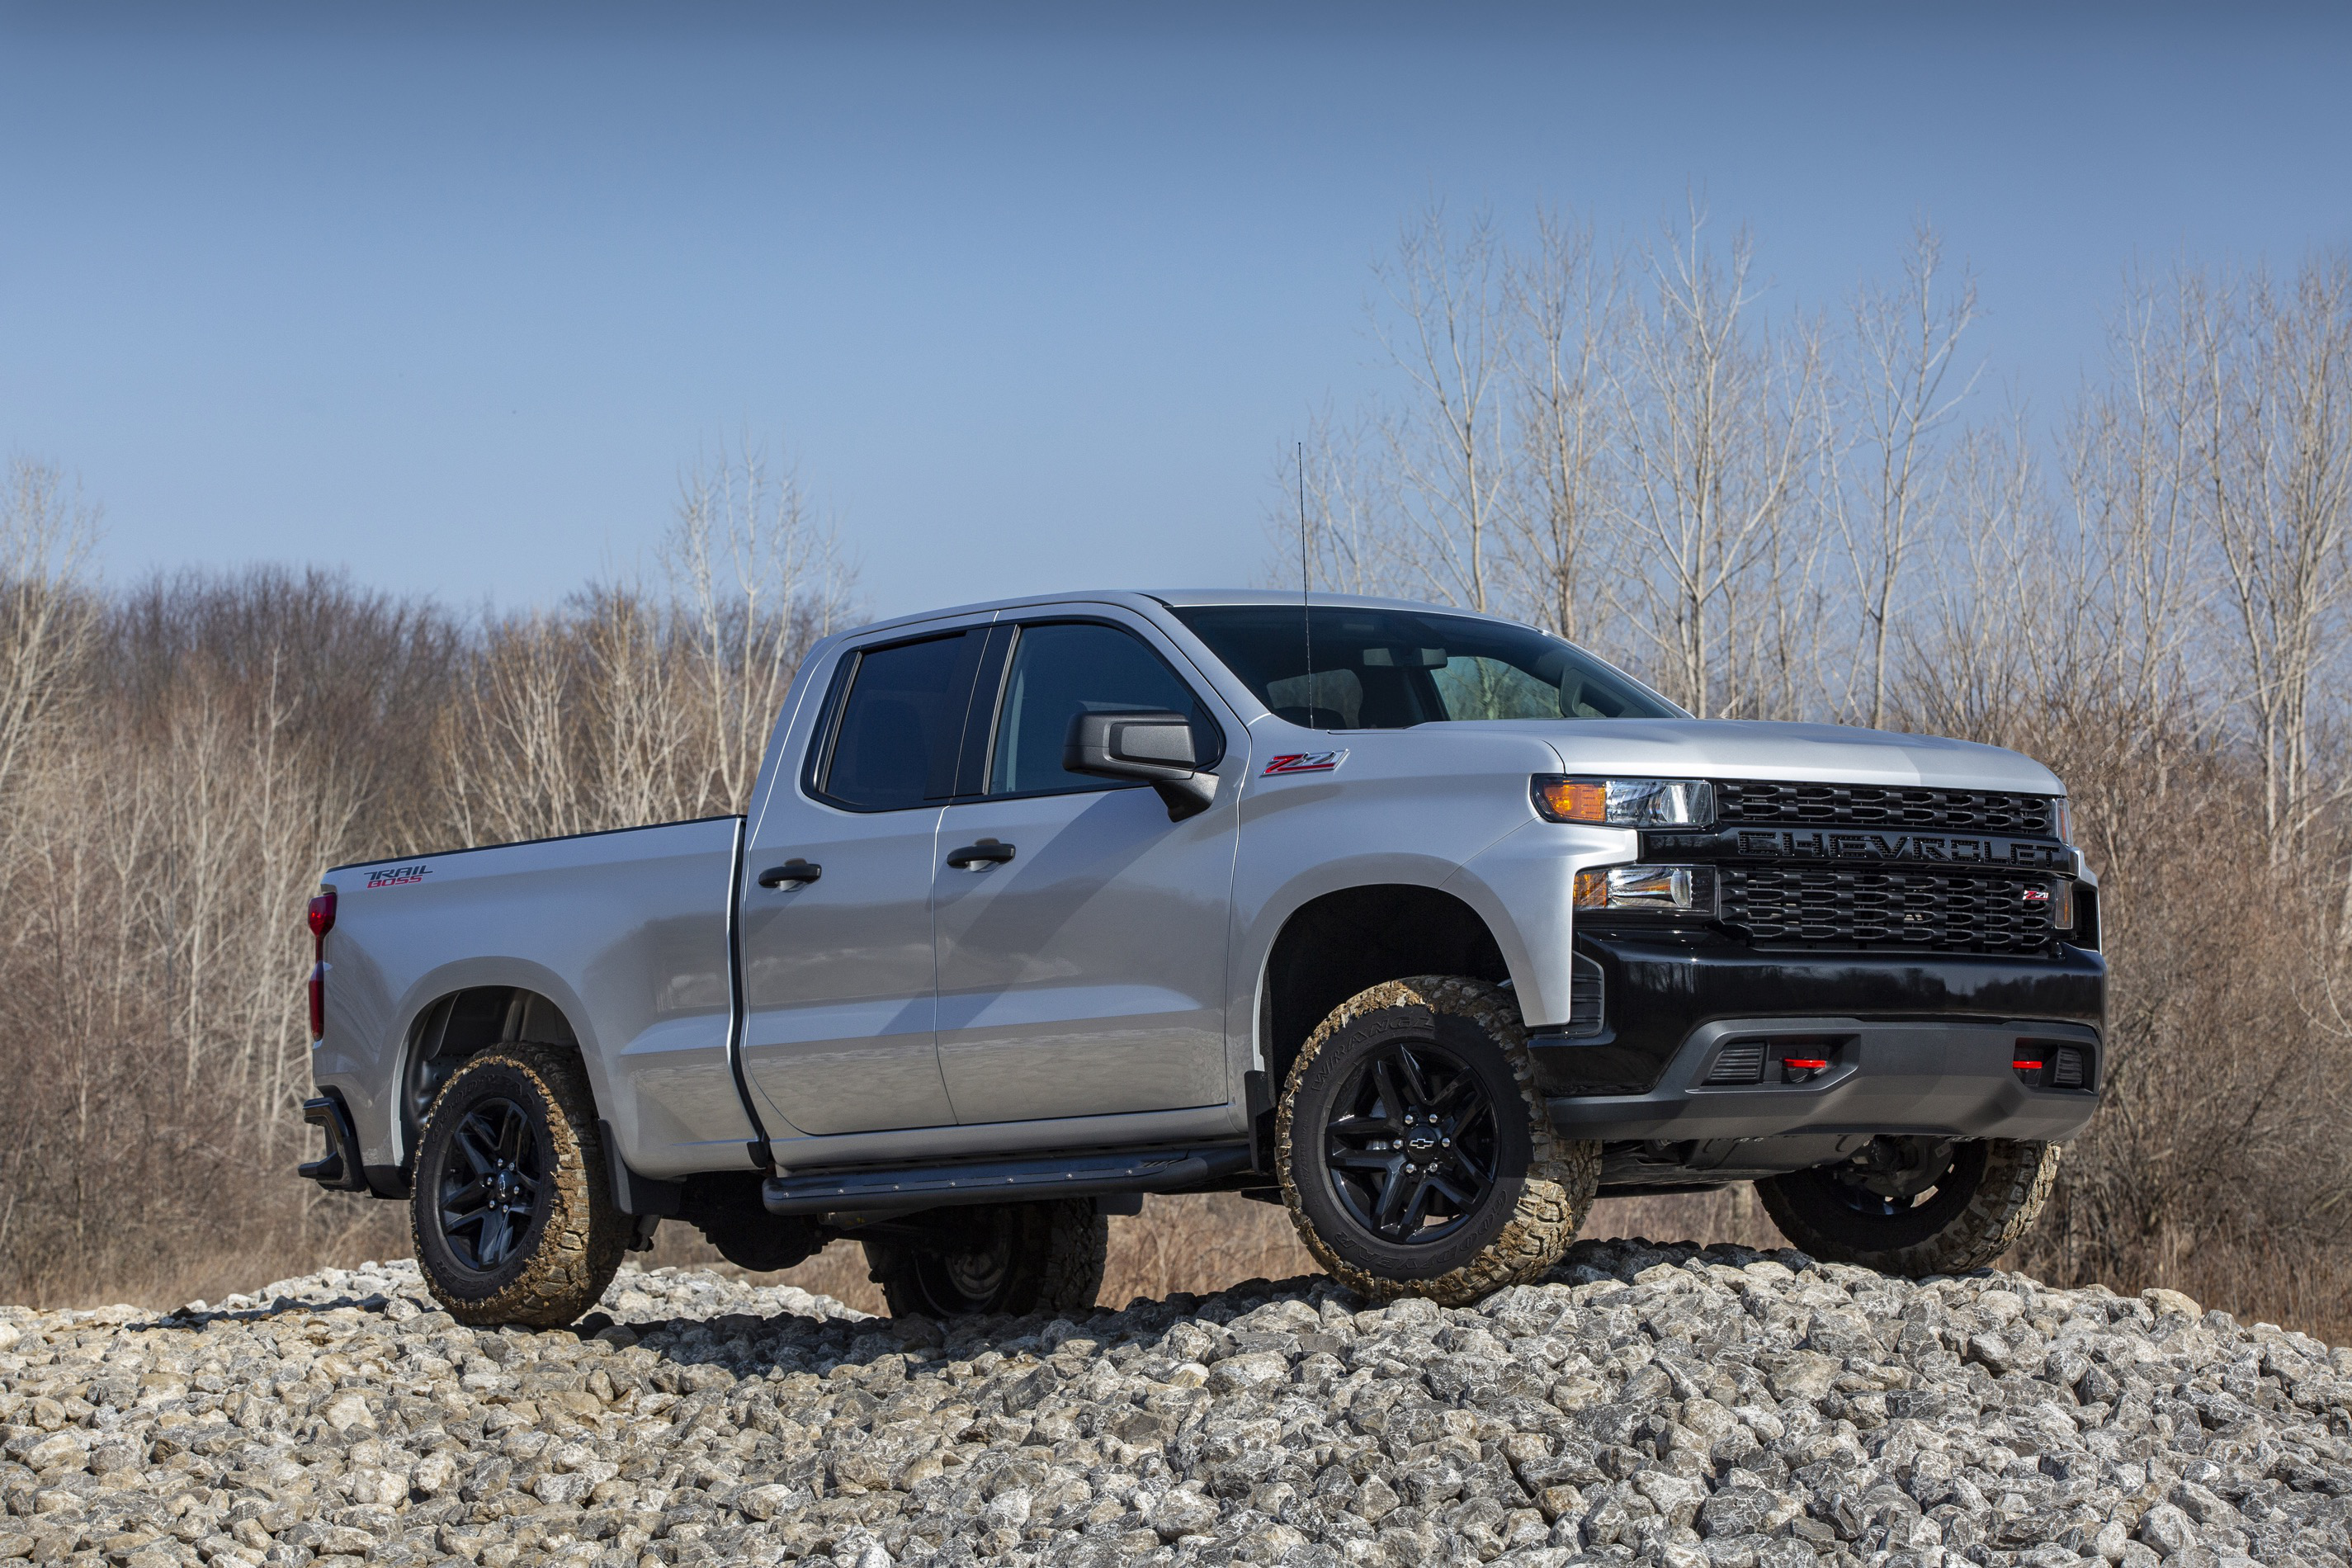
[[1497, 213, 1621, 641], [0, 458, 97, 836], [2188, 258, 2352, 861], [665, 438, 855, 813], [1823, 225, 1979, 728], [1608, 208, 1827, 717], [1371, 205, 1513, 613]]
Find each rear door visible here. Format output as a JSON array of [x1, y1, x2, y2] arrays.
[[735, 626, 988, 1136], [930, 615, 1243, 1124]]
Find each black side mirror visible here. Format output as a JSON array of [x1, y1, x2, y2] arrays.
[[1063, 710, 1217, 820]]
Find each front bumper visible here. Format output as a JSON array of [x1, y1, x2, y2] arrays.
[[1531, 934, 2105, 1145]]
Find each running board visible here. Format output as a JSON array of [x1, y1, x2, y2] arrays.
[[761, 1144, 1254, 1216]]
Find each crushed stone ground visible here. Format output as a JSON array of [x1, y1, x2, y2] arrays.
[[3, 1236, 2350, 1567]]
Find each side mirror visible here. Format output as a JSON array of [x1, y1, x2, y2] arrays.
[[1064, 710, 1218, 820]]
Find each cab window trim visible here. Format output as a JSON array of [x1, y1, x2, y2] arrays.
[[803, 627, 989, 814], [972, 616, 1229, 805]]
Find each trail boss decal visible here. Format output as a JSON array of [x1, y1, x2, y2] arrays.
[[365, 862, 431, 889], [1263, 749, 1348, 777]]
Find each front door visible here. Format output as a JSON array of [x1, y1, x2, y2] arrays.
[[736, 627, 986, 1136], [932, 617, 1242, 1125]]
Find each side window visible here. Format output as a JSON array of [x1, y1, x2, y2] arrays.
[[987, 622, 1221, 796], [816, 632, 979, 810]]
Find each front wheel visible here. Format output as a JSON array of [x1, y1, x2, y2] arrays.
[[1755, 1136, 2062, 1276], [1276, 976, 1599, 1306], [409, 1044, 630, 1327], [862, 1200, 1107, 1318]]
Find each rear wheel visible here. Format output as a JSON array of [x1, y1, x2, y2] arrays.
[[409, 1043, 630, 1327], [862, 1199, 1107, 1318], [1276, 976, 1599, 1306], [1756, 1136, 2062, 1276]]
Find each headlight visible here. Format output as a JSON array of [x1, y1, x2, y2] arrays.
[[1573, 864, 1719, 914], [2051, 797, 2072, 843], [1533, 775, 1715, 827]]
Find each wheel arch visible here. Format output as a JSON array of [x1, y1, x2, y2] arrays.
[[1254, 882, 1515, 1098], [385, 962, 603, 1179]]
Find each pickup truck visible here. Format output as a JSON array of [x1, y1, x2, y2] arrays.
[[300, 590, 2105, 1325]]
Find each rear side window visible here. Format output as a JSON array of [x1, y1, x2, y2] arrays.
[[815, 632, 980, 810], [987, 622, 1223, 796]]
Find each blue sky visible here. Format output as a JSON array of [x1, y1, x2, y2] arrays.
[[2, 4, 2348, 621]]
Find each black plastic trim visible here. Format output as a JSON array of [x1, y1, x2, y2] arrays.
[[599, 1119, 685, 1216], [1532, 933, 2107, 1098], [299, 1093, 368, 1192], [762, 1143, 1254, 1216]]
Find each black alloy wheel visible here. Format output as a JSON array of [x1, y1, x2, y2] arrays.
[[435, 1096, 550, 1274], [1321, 1037, 1500, 1247]]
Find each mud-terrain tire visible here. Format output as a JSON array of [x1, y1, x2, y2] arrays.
[[1757, 1136, 2062, 1277], [1275, 976, 1599, 1306], [862, 1199, 1107, 1318], [409, 1043, 630, 1327]]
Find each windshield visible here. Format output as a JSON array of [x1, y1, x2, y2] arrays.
[[1170, 604, 1680, 728]]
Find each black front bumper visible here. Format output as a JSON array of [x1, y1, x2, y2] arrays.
[[1531, 934, 2105, 1145]]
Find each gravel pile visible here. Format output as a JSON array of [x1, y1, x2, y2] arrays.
[[2, 1236, 2350, 1567]]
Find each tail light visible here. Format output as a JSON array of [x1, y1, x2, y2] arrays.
[[307, 888, 336, 1041]]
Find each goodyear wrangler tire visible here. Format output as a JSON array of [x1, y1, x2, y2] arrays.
[[1756, 1136, 2062, 1277], [410, 1043, 630, 1328], [1276, 977, 1599, 1306], [862, 1199, 1107, 1319]]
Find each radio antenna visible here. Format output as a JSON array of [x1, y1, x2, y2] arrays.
[[1296, 441, 1313, 721]]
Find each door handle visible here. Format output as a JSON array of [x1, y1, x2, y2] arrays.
[[756, 859, 822, 889], [945, 839, 1015, 870]]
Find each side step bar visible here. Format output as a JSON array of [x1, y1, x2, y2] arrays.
[[762, 1144, 1254, 1216]]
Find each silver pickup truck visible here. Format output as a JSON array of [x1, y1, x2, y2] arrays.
[[301, 589, 2105, 1325]]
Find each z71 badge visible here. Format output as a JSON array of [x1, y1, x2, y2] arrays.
[[1263, 750, 1348, 777]]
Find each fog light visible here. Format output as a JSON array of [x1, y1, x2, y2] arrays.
[[1573, 864, 1718, 914]]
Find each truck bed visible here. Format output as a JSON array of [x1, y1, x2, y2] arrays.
[[314, 815, 755, 1187]]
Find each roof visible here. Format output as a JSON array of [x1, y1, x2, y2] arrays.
[[842, 587, 1505, 642]]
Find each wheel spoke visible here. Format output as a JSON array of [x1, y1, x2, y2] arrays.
[[1372, 1161, 1413, 1235], [455, 1122, 498, 1177], [1328, 1112, 1397, 1141], [496, 1107, 528, 1165], [1370, 1060, 1407, 1122], [1393, 1047, 1435, 1107], [442, 1204, 492, 1236], [1329, 1148, 1400, 1172], [442, 1177, 492, 1212], [1398, 1173, 1438, 1235], [1426, 1073, 1474, 1116], [1424, 1170, 1478, 1210]]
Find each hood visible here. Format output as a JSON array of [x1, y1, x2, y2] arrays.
[[1463, 719, 2063, 796]]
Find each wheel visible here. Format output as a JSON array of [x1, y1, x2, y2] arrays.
[[1755, 1136, 2062, 1276], [862, 1200, 1107, 1318], [409, 1043, 630, 1327], [1275, 976, 1599, 1306]]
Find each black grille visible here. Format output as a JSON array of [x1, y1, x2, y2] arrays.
[[1564, 953, 1605, 1037], [1704, 1041, 1766, 1085], [1721, 864, 2058, 953], [1713, 779, 2056, 836]]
